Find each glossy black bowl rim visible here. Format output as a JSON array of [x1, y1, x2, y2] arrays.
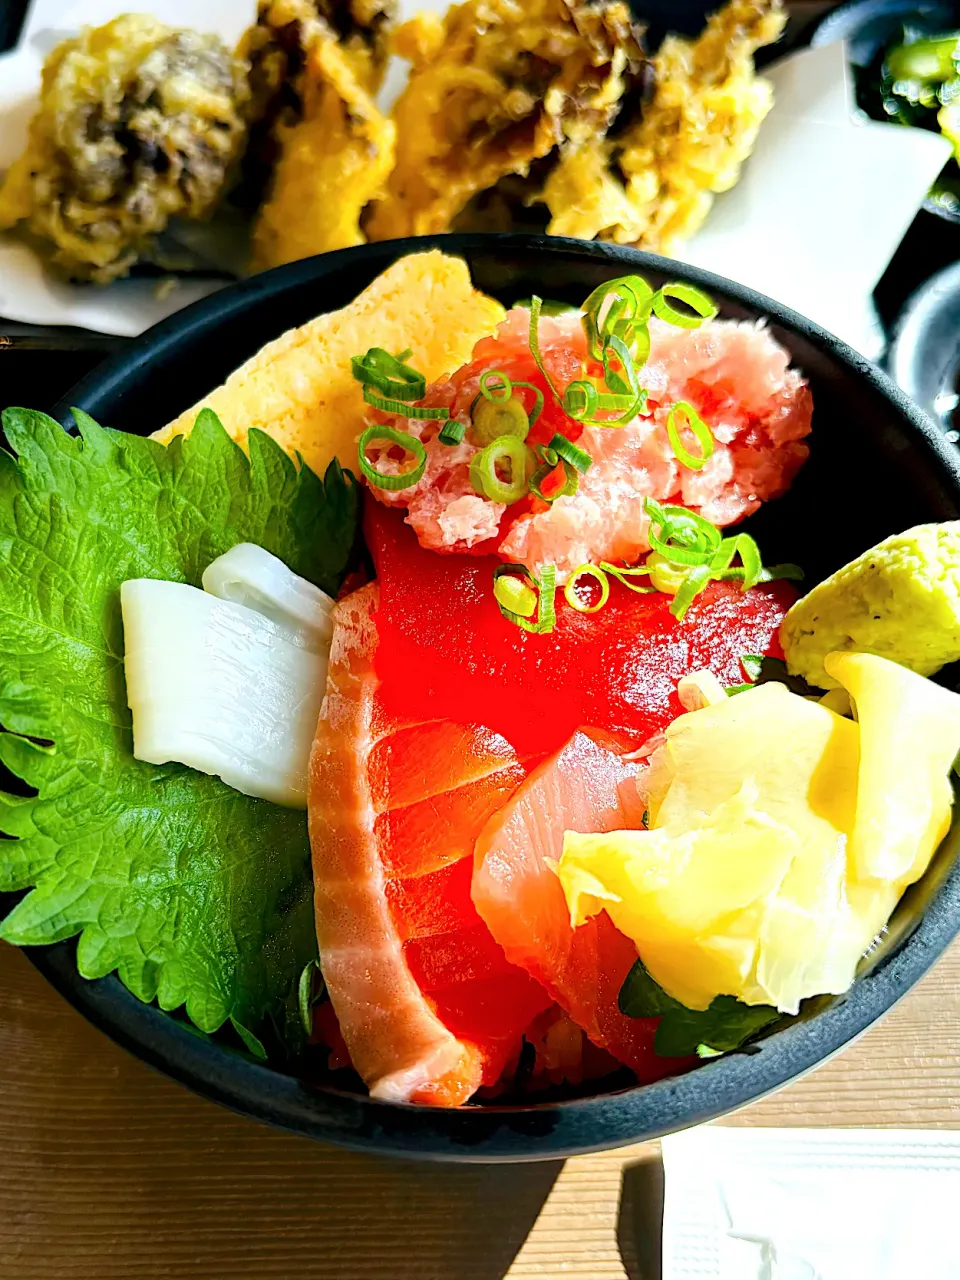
[[887, 258, 960, 435], [32, 232, 960, 1162]]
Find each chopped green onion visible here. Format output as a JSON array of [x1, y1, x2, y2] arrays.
[[494, 573, 537, 618], [645, 497, 723, 567], [530, 444, 578, 502], [514, 297, 577, 316], [565, 381, 638, 417], [358, 425, 427, 491], [644, 504, 802, 621], [534, 285, 650, 430], [537, 564, 557, 633], [733, 534, 761, 590], [668, 545, 798, 617], [651, 284, 718, 330], [708, 536, 737, 573], [529, 461, 555, 501], [511, 381, 545, 427], [562, 376, 645, 428], [631, 322, 652, 370], [708, 534, 763, 591], [582, 276, 655, 361], [534, 277, 720, 448], [352, 346, 451, 423], [547, 433, 592, 474], [351, 347, 426, 401], [671, 563, 714, 620], [479, 370, 513, 402], [362, 386, 450, 419], [469, 436, 533, 504], [553, 556, 657, 619], [530, 459, 578, 503], [599, 335, 648, 424], [529, 296, 563, 402], [599, 561, 656, 595], [564, 565, 610, 614], [726, 653, 765, 695], [667, 401, 715, 471], [470, 394, 530, 446], [438, 418, 467, 446], [604, 335, 647, 416], [602, 333, 636, 397], [562, 337, 647, 428], [563, 380, 599, 420], [646, 551, 689, 595], [493, 563, 557, 634], [759, 563, 805, 584]]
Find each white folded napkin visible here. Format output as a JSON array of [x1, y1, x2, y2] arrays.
[[661, 1126, 960, 1279]]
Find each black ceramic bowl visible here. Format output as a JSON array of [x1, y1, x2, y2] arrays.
[[25, 234, 960, 1162], [888, 259, 960, 438]]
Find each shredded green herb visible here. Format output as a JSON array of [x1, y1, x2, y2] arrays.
[[619, 957, 780, 1057]]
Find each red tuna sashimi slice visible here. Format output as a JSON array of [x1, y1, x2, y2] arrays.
[[308, 583, 550, 1106], [369, 501, 797, 760], [472, 731, 691, 1082]]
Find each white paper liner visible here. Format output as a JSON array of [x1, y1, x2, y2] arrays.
[[661, 1126, 960, 1279]]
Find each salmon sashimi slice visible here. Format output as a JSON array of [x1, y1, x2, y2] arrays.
[[472, 730, 691, 1082], [308, 583, 550, 1106]]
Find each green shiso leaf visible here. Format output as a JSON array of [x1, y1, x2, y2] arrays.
[[0, 406, 358, 1041], [618, 957, 780, 1057]]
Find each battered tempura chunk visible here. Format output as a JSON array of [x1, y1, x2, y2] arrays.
[[365, 0, 648, 241], [242, 0, 397, 269], [542, 0, 785, 252], [0, 15, 249, 283]]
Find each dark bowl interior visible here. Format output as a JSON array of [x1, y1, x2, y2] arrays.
[[18, 232, 960, 1161]]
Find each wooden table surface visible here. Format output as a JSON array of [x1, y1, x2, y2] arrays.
[[3, 931, 960, 1280]]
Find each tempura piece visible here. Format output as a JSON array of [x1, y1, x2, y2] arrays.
[[0, 15, 249, 283], [542, 0, 785, 253], [243, 0, 397, 270], [365, 0, 647, 241]]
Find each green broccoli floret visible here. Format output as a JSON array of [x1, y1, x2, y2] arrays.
[[781, 522, 960, 689]]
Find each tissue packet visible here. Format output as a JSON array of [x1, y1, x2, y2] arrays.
[[661, 1126, 960, 1279]]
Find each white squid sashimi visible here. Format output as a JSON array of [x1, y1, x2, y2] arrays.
[[121, 545, 335, 806]]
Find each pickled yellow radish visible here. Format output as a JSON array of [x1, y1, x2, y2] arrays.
[[826, 652, 960, 884], [558, 655, 960, 1015]]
